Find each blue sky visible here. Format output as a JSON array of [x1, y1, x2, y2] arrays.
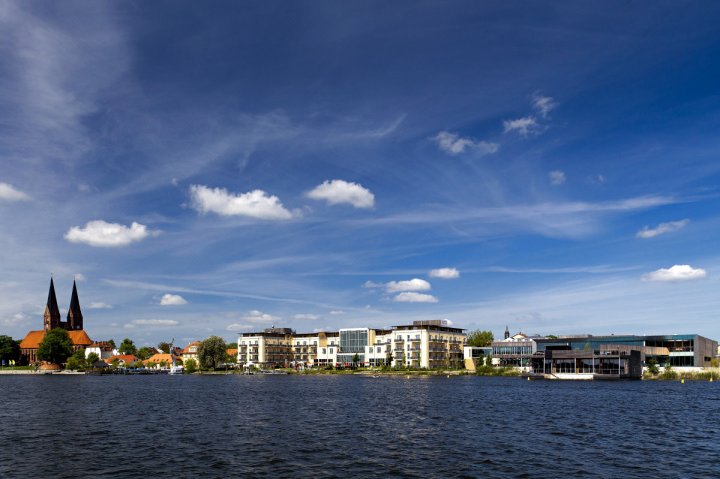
[[2, 1, 720, 347]]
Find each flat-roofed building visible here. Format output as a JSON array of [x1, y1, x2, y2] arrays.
[[237, 327, 294, 368], [314, 332, 339, 366], [391, 320, 466, 368]]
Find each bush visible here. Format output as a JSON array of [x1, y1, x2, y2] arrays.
[[185, 358, 198, 374], [661, 365, 677, 380]]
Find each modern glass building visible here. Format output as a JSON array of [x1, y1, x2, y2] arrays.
[[338, 328, 369, 365]]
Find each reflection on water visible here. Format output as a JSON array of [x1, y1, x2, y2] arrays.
[[0, 375, 717, 478]]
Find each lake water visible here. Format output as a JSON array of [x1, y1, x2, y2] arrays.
[[0, 375, 717, 478]]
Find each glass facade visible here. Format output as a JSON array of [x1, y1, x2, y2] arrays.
[[340, 329, 368, 353]]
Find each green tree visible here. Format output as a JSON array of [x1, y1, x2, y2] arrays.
[[467, 330, 494, 347], [38, 329, 73, 365], [198, 336, 227, 370], [119, 338, 137, 355], [546, 335, 558, 339], [136, 346, 154, 360], [87, 352, 100, 366], [485, 355, 493, 367], [352, 353, 360, 366], [107, 339, 116, 348], [158, 342, 171, 354], [185, 358, 198, 374], [646, 357, 659, 375], [0, 335, 20, 363]]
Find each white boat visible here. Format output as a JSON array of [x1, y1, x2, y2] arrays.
[[169, 365, 184, 375]]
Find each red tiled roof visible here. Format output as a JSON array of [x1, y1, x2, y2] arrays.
[[105, 354, 138, 364], [19, 329, 93, 349], [145, 353, 182, 364], [182, 341, 201, 354]]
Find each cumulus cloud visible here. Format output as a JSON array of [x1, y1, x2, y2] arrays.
[[385, 278, 432, 293], [432, 131, 499, 156], [243, 310, 280, 323], [159, 294, 188, 306], [503, 117, 538, 137], [549, 170, 566, 186], [65, 220, 155, 247], [88, 302, 112, 309], [1, 313, 26, 326], [642, 265, 707, 282], [0, 182, 30, 201], [636, 219, 689, 239], [532, 94, 557, 118], [294, 313, 320, 320], [429, 267, 460, 279], [393, 292, 439, 303], [189, 184, 294, 220], [131, 319, 179, 326], [306, 179, 375, 209]]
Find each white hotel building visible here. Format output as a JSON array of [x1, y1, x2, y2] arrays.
[[237, 320, 466, 369]]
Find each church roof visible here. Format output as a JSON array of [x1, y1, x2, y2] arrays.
[[19, 329, 93, 349], [46, 278, 60, 320], [67, 280, 83, 323]]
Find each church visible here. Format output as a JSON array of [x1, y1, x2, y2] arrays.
[[19, 278, 93, 364]]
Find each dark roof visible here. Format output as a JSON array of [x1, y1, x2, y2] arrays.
[[46, 277, 60, 321], [67, 280, 83, 324]]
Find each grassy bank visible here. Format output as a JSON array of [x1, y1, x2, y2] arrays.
[[474, 366, 520, 377], [643, 369, 720, 381]]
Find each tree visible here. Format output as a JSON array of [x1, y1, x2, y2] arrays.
[[87, 352, 100, 366], [38, 328, 73, 365], [198, 336, 227, 370], [158, 342, 171, 354], [467, 330, 494, 347], [485, 355, 493, 367], [119, 338, 137, 355], [352, 353, 360, 366], [107, 339, 116, 348], [137, 346, 154, 360], [646, 357, 659, 375], [0, 335, 20, 363], [185, 358, 198, 374]]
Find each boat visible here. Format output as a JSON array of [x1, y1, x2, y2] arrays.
[[169, 365, 184, 375]]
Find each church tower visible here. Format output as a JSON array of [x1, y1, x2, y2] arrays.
[[43, 277, 61, 331], [504, 325, 510, 340], [67, 280, 84, 331]]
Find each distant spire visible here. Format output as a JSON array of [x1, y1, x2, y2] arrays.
[[504, 325, 510, 340], [44, 277, 61, 331], [67, 280, 84, 330]]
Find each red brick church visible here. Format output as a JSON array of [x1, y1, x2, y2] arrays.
[[19, 278, 93, 364]]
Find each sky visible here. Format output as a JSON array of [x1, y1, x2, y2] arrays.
[[2, 1, 720, 347]]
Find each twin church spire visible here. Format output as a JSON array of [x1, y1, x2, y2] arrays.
[[43, 277, 84, 331]]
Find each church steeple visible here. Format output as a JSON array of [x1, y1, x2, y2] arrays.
[[504, 325, 510, 340], [67, 280, 83, 330], [43, 277, 61, 331]]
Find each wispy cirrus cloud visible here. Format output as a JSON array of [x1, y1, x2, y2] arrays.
[[65, 220, 157, 247], [532, 94, 557, 118], [503, 117, 538, 137], [432, 131, 499, 156], [549, 170, 566, 186], [306, 179, 375, 209], [636, 219, 689, 239]]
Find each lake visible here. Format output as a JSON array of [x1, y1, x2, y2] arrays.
[[0, 375, 717, 478]]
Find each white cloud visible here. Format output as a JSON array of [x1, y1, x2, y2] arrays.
[[636, 219, 689, 239], [642, 265, 707, 282], [385, 278, 432, 293], [329, 310, 345, 315], [503, 117, 538, 137], [243, 310, 280, 323], [393, 292, 439, 303], [189, 184, 294, 220], [532, 94, 557, 118], [362, 280, 384, 289], [306, 179, 375, 209], [432, 131, 499, 156], [64, 220, 155, 247], [0, 182, 30, 201], [549, 170, 566, 186], [226, 323, 252, 332], [131, 319, 179, 326], [159, 294, 188, 306], [88, 302, 112, 309], [294, 313, 320, 320], [74, 273, 87, 282], [1, 313, 26, 326], [429, 267, 460, 279]]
